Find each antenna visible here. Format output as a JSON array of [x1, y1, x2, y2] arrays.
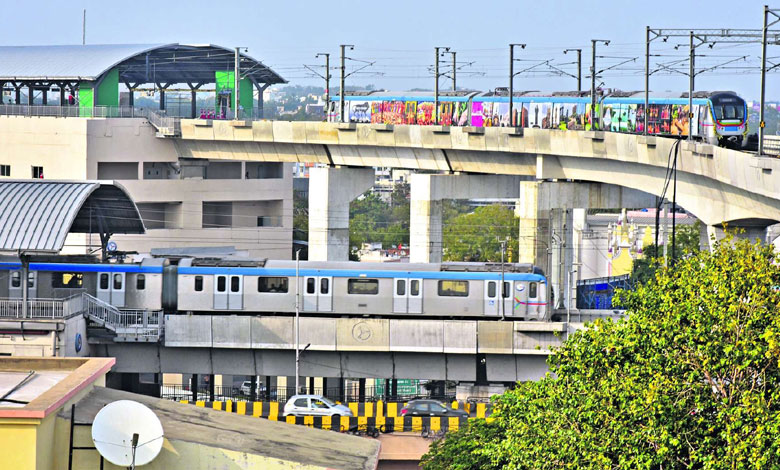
[[92, 400, 164, 469]]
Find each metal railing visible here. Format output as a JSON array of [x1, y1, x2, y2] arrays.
[[159, 384, 455, 404], [0, 293, 85, 319], [81, 293, 162, 339], [764, 135, 780, 156], [0, 104, 143, 118]]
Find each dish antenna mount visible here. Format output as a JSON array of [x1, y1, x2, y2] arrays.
[[91, 400, 164, 469]]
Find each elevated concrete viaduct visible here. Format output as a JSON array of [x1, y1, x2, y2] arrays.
[[93, 315, 562, 383], [174, 121, 780, 262]]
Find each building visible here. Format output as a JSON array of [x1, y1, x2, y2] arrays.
[[0, 44, 293, 259]]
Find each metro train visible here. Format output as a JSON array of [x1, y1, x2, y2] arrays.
[[328, 89, 748, 147], [0, 257, 549, 320]]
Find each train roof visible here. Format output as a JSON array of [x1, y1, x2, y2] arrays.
[[338, 89, 741, 101]]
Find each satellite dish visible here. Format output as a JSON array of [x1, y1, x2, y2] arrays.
[[91, 400, 164, 468]]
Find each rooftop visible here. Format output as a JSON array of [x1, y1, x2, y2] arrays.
[[0, 180, 145, 254], [0, 43, 285, 85], [0, 357, 115, 419]]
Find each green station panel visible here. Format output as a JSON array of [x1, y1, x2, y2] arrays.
[[78, 68, 119, 117], [215, 71, 253, 115]]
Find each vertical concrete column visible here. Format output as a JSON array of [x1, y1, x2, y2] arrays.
[[308, 167, 375, 261], [410, 174, 443, 263]]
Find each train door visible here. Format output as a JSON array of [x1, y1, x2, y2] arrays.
[[502, 281, 512, 317], [303, 276, 331, 312], [318, 276, 332, 312], [483, 280, 499, 315], [393, 278, 407, 313], [228, 275, 243, 310], [393, 278, 422, 313], [408, 278, 422, 314], [97, 272, 125, 307], [9, 271, 37, 299], [303, 276, 317, 311], [214, 275, 228, 309]]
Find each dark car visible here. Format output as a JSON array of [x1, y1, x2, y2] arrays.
[[400, 399, 468, 418]]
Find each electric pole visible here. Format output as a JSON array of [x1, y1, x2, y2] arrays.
[[434, 46, 450, 124], [590, 39, 610, 130], [445, 51, 457, 91], [234, 47, 240, 120], [339, 44, 354, 123], [509, 43, 526, 128], [82, 9, 86, 45], [316, 53, 330, 118], [688, 31, 695, 141], [760, 5, 780, 155], [563, 48, 582, 92]]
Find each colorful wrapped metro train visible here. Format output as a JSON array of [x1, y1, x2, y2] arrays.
[[327, 90, 748, 147]]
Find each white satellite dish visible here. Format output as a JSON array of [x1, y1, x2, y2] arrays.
[[91, 400, 164, 468]]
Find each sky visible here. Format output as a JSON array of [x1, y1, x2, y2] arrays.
[[1, 0, 778, 100]]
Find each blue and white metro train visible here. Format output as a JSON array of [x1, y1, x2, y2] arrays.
[[329, 89, 748, 147], [0, 257, 548, 320]]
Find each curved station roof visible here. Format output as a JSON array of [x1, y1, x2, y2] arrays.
[[0, 181, 144, 253], [0, 43, 285, 85]]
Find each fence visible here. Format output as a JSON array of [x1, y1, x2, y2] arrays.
[[0, 293, 85, 319], [0, 104, 144, 118], [576, 274, 633, 310], [765, 135, 780, 156], [160, 384, 456, 404]]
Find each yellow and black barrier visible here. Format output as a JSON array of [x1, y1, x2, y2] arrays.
[[184, 399, 493, 420]]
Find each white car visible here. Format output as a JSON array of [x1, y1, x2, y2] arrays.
[[283, 394, 353, 417], [239, 381, 266, 396]]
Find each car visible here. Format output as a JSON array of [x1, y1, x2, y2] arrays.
[[400, 399, 469, 418], [239, 381, 266, 396], [283, 394, 354, 417]]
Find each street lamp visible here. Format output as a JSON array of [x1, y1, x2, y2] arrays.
[[509, 43, 527, 127]]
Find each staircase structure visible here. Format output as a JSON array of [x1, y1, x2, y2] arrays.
[[0, 292, 163, 342]]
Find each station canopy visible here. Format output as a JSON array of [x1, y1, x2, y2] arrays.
[[0, 181, 144, 254], [0, 43, 285, 87]]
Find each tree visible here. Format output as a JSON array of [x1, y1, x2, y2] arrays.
[[423, 238, 780, 469], [442, 204, 519, 262], [631, 220, 701, 285]]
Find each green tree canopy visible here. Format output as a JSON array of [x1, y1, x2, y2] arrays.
[[423, 238, 780, 469], [631, 220, 701, 285], [442, 204, 519, 262]]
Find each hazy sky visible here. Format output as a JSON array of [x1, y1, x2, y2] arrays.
[[1, 0, 777, 100]]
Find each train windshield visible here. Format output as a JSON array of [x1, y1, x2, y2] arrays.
[[710, 94, 745, 121]]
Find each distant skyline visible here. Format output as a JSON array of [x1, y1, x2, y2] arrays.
[[1, 0, 778, 100]]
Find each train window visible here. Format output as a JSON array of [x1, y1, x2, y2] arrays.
[[27, 273, 34, 288], [113, 274, 123, 290], [230, 276, 240, 293], [136, 274, 145, 290], [487, 281, 496, 298], [410, 280, 420, 296], [194, 276, 203, 292], [503, 281, 511, 298], [216, 276, 226, 292], [320, 278, 329, 294], [438, 280, 469, 297], [348, 279, 379, 295], [10, 272, 20, 288], [307, 278, 315, 294], [396, 279, 405, 296], [52, 273, 83, 289], [258, 277, 289, 293], [99, 273, 109, 290], [529, 282, 538, 299]]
